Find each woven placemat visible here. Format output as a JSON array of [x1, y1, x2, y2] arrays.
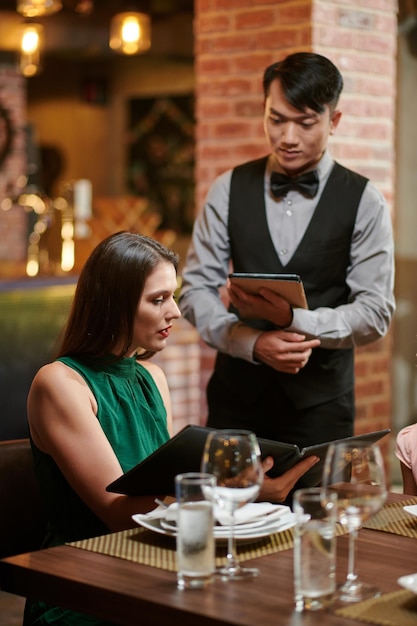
[[335, 589, 417, 626], [67, 526, 297, 572], [362, 498, 417, 538]]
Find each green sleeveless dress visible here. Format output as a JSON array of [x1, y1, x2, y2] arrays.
[[24, 355, 170, 626]]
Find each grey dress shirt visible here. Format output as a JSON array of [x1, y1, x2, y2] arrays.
[[179, 151, 395, 363]]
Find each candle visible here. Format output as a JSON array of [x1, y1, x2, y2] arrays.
[[74, 179, 92, 220]]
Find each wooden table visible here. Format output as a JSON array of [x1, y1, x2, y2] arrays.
[[1, 493, 417, 626]]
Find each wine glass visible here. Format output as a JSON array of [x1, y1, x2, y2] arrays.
[[322, 441, 387, 603], [201, 429, 263, 579]]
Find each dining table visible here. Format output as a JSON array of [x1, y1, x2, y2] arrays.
[[1, 492, 417, 626]]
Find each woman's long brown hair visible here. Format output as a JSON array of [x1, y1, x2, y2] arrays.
[[56, 231, 179, 360]]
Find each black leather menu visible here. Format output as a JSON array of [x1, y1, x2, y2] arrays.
[[106, 424, 390, 497]]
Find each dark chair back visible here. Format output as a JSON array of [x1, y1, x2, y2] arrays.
[[0, 438, 47, 558]]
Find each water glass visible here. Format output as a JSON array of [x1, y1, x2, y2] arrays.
[[175, 472, 216, 590], [293, 487, 337, 611]]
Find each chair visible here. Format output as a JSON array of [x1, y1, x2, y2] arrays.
[[0, 438, 47, 559]]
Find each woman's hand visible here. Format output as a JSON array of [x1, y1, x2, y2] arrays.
[[259, 455, 320, 503]]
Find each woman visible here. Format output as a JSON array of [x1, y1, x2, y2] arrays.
[[24, 231, 317, 625], [396, 423, 417, 495], [24, 231, 181, 625]]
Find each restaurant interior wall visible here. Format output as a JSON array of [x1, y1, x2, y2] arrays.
[[392, 28, 417, 485], [0, 3, 200, 443], [192, 0, 398, 486], [0, 0, 408, 493]]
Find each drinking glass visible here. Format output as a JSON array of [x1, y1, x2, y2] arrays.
[[201, 429, 263, 579], [293, 488, 337, 611], [322, 441, 387, 603], [175, 472, 216, 590]]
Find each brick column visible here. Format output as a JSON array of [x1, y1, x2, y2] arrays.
[[193, 0, 397, 456]]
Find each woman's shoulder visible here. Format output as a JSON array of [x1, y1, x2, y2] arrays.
[[138, 360, 170, 403], [397, 423, 417, 445], [31, 360, 87, 392], [139, 359, 167, 386]]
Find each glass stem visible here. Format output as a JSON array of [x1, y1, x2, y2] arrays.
[[346, 528, 358, 584], [226, 511, 239, 574]]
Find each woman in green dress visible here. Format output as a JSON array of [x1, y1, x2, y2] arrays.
[[24, 231, 181, 625], [23, 230, 318, 625]]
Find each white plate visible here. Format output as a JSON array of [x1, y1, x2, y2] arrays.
[[160, 509, 294, 535], [398, 572, 417, 594], [132, 512, 296, 541], [403, 505, 417, 518], [162, 501, 289, 527]]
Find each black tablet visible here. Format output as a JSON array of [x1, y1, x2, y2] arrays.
[[228, 273, 308, 309]]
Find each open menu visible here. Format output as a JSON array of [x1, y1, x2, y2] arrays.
[[106, 425, 390, 497], [228, 273, 308, 309]]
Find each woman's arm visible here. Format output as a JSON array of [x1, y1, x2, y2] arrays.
[[400, 461, 417, 496], [28, 361, 159, 532]]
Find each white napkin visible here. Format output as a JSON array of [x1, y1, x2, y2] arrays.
[[404, 505, 417, 518], [148, 501, 291, 527], [215, 502, 289, 526]]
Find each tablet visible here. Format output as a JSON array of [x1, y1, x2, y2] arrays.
[[106, 425, 390, 496], [228, 273, 308, 309]]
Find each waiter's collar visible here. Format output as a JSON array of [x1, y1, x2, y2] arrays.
[[267, 150, 334, 182]]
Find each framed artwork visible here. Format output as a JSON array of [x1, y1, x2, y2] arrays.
[[127, 94, 195, 235]]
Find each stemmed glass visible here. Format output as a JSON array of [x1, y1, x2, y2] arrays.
[[201, 429, 263, 579], [322, 441, 387, 603]]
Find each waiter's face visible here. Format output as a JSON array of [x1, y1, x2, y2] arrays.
[[263, 79, 341, 176]]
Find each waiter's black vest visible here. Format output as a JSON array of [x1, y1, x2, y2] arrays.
[[214, 156, 368, 410]]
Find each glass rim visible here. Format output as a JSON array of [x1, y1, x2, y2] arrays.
[[175, 472, 216, 484], [293, 487, 337, 500], [209, 428, 256, 436]]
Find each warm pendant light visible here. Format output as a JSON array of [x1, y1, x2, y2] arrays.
[[109, 12, 151, 55], [20, 22, 43, 77], [17, 0, 62, 17]]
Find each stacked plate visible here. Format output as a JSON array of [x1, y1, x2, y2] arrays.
[[132, 502, 296, 541]]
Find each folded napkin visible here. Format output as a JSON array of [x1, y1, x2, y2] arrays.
[[148, 501, 291, 527], [404, 505, 417, 518], [215, 502, 289, 526]]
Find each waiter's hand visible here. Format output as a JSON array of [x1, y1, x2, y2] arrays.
[[259, 455, 320, 503], [228, 283, 293, 327], [253, 329, 320, 374]]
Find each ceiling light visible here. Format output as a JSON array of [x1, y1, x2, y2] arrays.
[[20, 22, 43, 77], [16, 0, 63, 17], [109, 12, 151, 55]]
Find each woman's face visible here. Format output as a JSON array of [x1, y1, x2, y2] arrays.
[[130, 261, 181, 356]]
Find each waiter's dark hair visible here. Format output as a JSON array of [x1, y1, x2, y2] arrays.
[[263, 52, 343, 113]]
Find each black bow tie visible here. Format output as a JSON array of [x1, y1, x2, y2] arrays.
[[270, 170, 319, 199]]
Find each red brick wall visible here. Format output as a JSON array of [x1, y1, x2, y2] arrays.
[[193, 0, 397, 469], [0, 3, 398, 477]]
